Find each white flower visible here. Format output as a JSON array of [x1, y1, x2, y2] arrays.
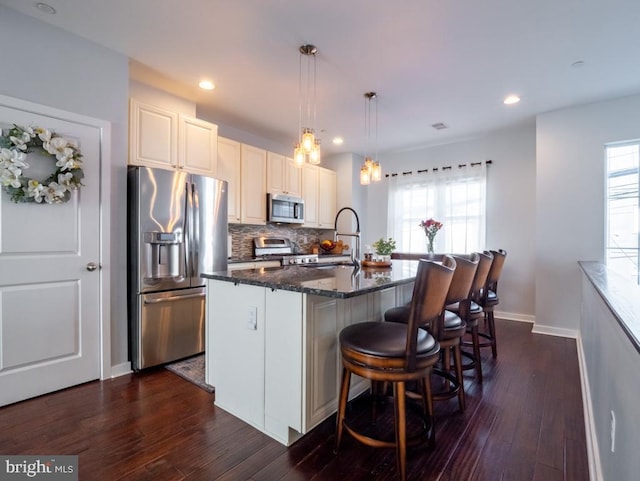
[[44, 181, 66, 203], [0, 168, 21, 188], [55, 148, 76, 170], [26, 179, 45, 202], [0, 147, 29, 168], [9, 131, 32, 151], [43, 136, 69, 157], [36, 128, 52, 143], [57, 172, 75, 190]]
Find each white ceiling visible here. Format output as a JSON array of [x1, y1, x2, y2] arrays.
[[3, 0, 640, 158]]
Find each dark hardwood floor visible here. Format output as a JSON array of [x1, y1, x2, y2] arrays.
[[0, 319, 590, 480]]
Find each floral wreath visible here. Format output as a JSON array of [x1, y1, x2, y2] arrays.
[[0, 124, 84, 204]]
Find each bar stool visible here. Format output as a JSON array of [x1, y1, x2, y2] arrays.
[[477, 249, 507, 358], [334, 257, 456, 481], [385, 254, 478, 412], [448, 251, 493, 383]]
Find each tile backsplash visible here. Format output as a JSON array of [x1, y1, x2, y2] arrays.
[[228, 224, 334, 258]]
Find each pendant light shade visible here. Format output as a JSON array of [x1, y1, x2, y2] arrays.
[[360, 92, 382, 185], [294, 45, 321, 167]]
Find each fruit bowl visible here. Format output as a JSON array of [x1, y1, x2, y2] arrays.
[[319, 239, 344, 254]]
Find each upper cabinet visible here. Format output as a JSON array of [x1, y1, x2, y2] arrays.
[[318, 167, 337, 229], [217, 136, 242, 223], [179, 115, 218, 176], [267, 152, 302, 197], [129, 98, 218, 177], [240, 144, 267, 225], [302, 164, 337, 229], [302, 164, 319, 227]]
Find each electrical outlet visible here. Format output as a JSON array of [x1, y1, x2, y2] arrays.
[[610, 410, 616, 453], [246, 306, 257, 330]]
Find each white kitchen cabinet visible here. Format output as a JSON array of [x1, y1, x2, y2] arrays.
[[302, 164, 336, 228], [208, 282, 266, 431], [178, 115, 218, 176], [207, 281, 304, 445], [302, 164, 319, 227], [267, 152, 302, 197], [217, 136, 242, 223], [129, 99, 177, 170], [129, 98, 218, 177], [206, 278, 400, 445], [240, 144, 267, 224], [318, 167, 337, 228]]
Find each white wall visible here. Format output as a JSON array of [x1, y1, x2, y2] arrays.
[[536, 93, 640, 333], [364, 122, 537, 319], [580, 270, 640, 481], [0, 6, 130, 369]]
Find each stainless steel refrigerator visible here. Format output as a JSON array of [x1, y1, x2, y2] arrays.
[[127, 166, 228, 370]]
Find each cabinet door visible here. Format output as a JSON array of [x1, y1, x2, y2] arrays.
[[207, 281, 265, 430], [265, 290, 303, 435], [266, 151, 286, 194], [217, 137, 241, 223], [129, 98, 177, 169], [285, 157, 302, 197], [179, 115, 218, 176], [241, 144, 267, 225], [318, 167, 337, 228], [302, 164, 319, 227], [305, 295, 340, 431]]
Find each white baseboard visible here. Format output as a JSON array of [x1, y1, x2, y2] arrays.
[[576, 335, 603, 481], [531, 323, 579, 339], [495, 310, 535, 323], [110, 362, 132, 378]]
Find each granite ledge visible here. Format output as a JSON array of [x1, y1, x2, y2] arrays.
[[202, 260, 419, 299], [579, 261, 640, 354]]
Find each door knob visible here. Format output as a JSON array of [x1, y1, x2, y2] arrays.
[[86, 262, 99, 271]]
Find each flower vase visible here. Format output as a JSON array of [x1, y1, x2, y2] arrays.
[[427, 237, 435, 254]]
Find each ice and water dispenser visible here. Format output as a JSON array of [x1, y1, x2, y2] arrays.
[[143, 231, 183, 280]]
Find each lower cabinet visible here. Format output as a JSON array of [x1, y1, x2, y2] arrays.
[[206, 280, 402, 445], [304, 287, 399, 431]]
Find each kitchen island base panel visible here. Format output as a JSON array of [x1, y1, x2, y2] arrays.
[[206, 277, 412, 445]]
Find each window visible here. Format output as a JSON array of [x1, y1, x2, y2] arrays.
[[606, 141, 640, 283], [387, 164, 486, 253]]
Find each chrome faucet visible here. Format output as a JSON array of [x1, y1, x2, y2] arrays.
[[334, 207, 361, 268]]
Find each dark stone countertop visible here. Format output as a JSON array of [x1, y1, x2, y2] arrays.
[[202, 260, 419, 299], [579, 261, 640, 353]]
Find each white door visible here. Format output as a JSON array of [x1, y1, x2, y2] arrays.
[[0, 98, 103, 407]]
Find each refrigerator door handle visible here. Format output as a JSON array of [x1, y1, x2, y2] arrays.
[[191, 181, 200, 283], [143, 292, 205, 304], [183, 180, 192, 279]]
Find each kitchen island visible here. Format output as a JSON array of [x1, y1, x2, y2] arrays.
[[202, 260, 419, 446]]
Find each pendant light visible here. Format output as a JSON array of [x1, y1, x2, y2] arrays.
[[360, 92, 382, 185], [294, 45, 321, 167]]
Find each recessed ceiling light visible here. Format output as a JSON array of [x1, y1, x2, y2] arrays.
[[198, 80, 215, 90], [35, 2, 56, 14], [332, 137, 344, 145], [431, 122, 447, 130], [503, 95, 520, 105], [571, 60, 585, 69]]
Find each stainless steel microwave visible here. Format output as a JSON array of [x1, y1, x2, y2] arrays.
[[267, 193, 305, 224]]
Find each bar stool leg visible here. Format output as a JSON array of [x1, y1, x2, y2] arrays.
[[393, 381, 407, 481], [334, 368, 351, 453]]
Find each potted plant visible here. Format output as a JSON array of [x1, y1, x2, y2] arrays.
[[371, 237, 396, 263]]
